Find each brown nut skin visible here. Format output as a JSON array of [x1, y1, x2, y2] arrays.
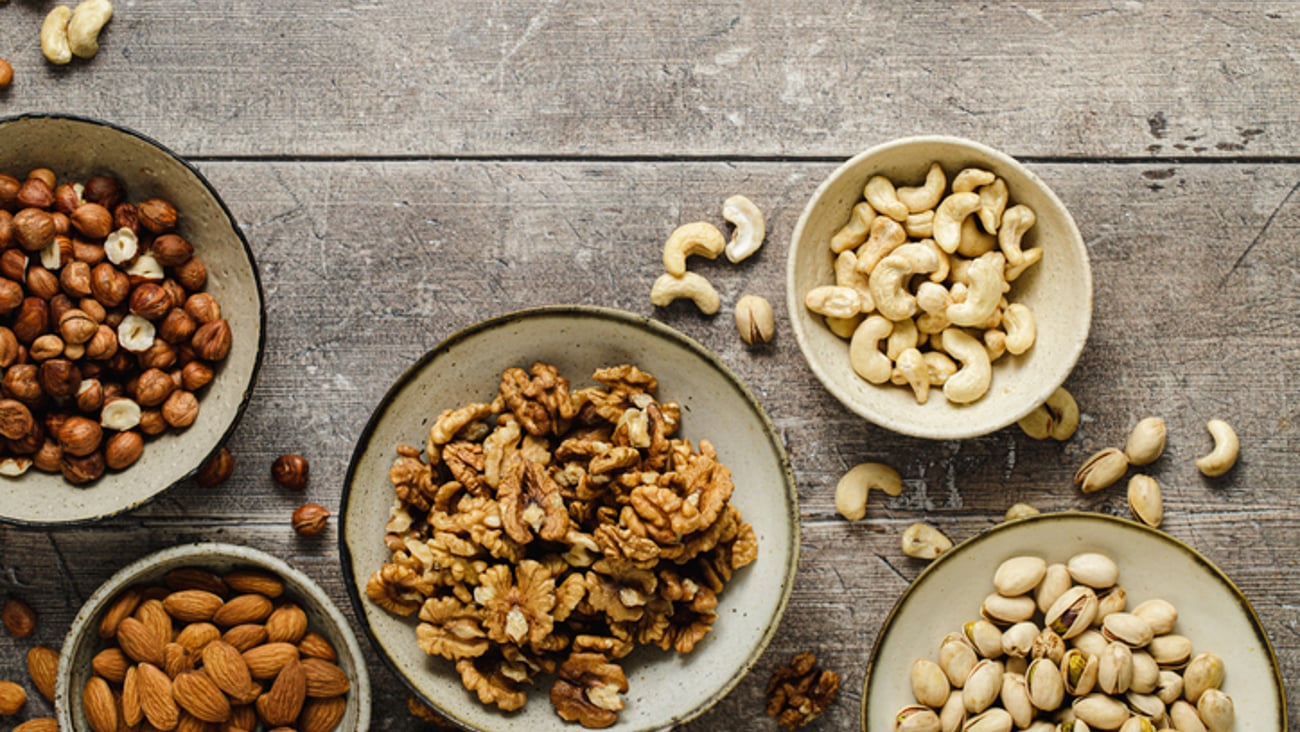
[[82, 176, 124, 210], [0, 249, 27, 282], [12, 209, 55, 252], [104, 430, 144, 470], [112, 202, 139, 233], [151, 234, 194, 267], [0, 58, 12, 90], [0, 398, 35, 440], [133, 368, 176, 407], [136, 339, 177, 370], [26, 266, 60, 300], [54, 184, 82, 215], [138, 409, 167, 436], [130, 282, 173, 321], [38, 359, 82, 400], [33, 439, 63, 473], [29, 334, 64, 362], [90, 263, 131, 307], [191, 319, 232, 361], [180, 361, 214, 391], [292, 503, 331, 536], [57, 415, 102, 457], [173, 257, 207, 291], [71, 203, 113, 239], [84, 324, 119, 360], [13, 298, 50, 344], [137, 198, 178, 233], [59, 308, 98, 344], [17, 179, 54, 210], [78, 297, 106, 323], [60, 260, 93, 298], [61, 451, 106, 484], [161, 390, 198, 428], [0, 174, 18, 207], [72, 240, 106, 265], [50, 212, 70, 237], [195, 446, 234, 488], [2, 597, 37, 638], [2, 365, 43, 406], [0, 210, 10, 248], [48, 294, 73, 326], [158, 308, 197, 345], [184, 293, 221, 324], [0, 279, 23, 315], [76, 378, 103, 413], [272, 454, 309, 492], [0, 327, 18, 367]]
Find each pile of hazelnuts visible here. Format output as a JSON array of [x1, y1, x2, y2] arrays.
[[0, 168, 232, 485]]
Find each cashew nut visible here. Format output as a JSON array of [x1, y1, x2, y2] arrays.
[[897, 162, 947, 213], [835, 461, 904, 520], [923, 351, 957, 386], [915, 281, 951, 315], [825, 314, 862, 339], [916, 312, 950, 335], [662, 222, 725, 277], [956, 215, 997, 258], [1004, 246, 1043, 282], [804, 285, 862, 319], [650, 272, 720, 314], [1045, 387, 1080, 440], [68, 0, 113, 59], [864, 175, 909, 222], [945, 251, 1006, 327], [1001, 303, 1036, 355], [1195, 419, 1239, 477], [853, 215, 907, 275], [1004, 503, 1040, 521], [984, 328, 1007, 362], [932, 192, 982, 253], [951, 167, 997, 193], [886, 316, 919, 361], [834, 251, 875, 313], [849, 315, 893, 384], [41, 6, 73, 65], [940, 328, 992, 404], [722, 195, 765, 263], [894, 347, 930, 403], [904, 210, 934, 239], [869, 247, 939, 321], [977, 178, 1008, 234], [998, 204, 1037, 266], [831, 202, 876, 254], [917, 238, 949, 282]]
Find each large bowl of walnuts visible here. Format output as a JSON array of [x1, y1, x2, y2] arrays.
[[0, 114, 264, 525], [340, 305, 800, 731]]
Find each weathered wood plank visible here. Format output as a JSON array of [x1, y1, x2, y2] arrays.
[[0, 2, 1296, 158]]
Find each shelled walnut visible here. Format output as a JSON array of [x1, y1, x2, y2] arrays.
[[765, 652, 841, 729]]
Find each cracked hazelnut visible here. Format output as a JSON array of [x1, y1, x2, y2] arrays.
[[2, 365, 42, 405], [151, 234, 194, 267], [60, 260, 93, 298], [180, 360, 214, 391], [117, 313, 156, 353], [0, 249, 28, 281], [70, 202, 113, 239], [104, 227, 139, 265], [137, 198, 177, 233], [192, 319, 232, 361], [132, 367, 175, 407], [174, 256, 207, 291], [83, 176, 124, 210], [59, 308, 98, 345], [13, 209, 55, 252], [54, 183, 83, 214], [0, 399, 34, 440], [29, 334, 65, 361], [84, 324, 118, 360], [272, 454, 310, 491], [0, 279, 23, 314], [125, 254, 165, 283], [104, 430, 144, 470], [184, 292, 221, 324], [129, 282, 172, 320], [100, 397, 141, 431], [158, 308, 197, 344], [58, 415, 102, 457], [61, 450, 105, 484], [13, 297, 49, 344], [195, 446, 234, 487], [292, 503, 331, 536], [39, 235, 71, 270], [90, 262, 130, 307], [161, 389, 198, 428], [17, 178, 54, 209]]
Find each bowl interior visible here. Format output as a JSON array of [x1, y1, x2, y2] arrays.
[[341, 305, 799, 731], [55, 542, 371, 731], [0, 115, 263, 525], [861, 512, 1285, 731], [787, 136, 1092, 439]]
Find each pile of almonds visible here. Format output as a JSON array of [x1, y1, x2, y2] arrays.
[[0, 168, 232, 484], [84, 566, 350, 732]]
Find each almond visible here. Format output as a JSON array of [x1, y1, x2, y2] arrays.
[[242, 642, 299, 680], [164, 590, 225, 623], [13, 718, 58, 732], [173, 669, 232, 723], [1, 597, 37, 637], [265, 603, 308, 644], [92, 647, 130, 683], [137, 662, 180, 731], [164, 642, 195, 678], [134, 598, 175, 649], [298, 631, 337, 662], [98, 586, 142, 638], [222, 569, 284, 599], [212, 594, 272, 627], [83, 676, 119, 732], [256, 658, 306, 727], [122, 665, 143, 727], [301, 658, 351, 698], [0, 679, 27, 715], [201, 640, 253, 699], [229, 703, 257, 730], [174, 621, 221, 655], [25, 645, 58, 702], [223, 623, 269, 652], [175, 712, 208, 732], [117, 616, 165, 666], [164, 567, 229, 597], [300, 695, 347, 732]]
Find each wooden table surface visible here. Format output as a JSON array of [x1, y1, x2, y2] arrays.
[[0, 2, 1296, 730]]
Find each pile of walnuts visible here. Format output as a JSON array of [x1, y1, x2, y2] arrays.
[[366, 362, 758, 728]]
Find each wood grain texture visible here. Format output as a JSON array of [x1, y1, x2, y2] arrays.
[[0, 161, 1295, 728], [0, 2, 1296, 158]]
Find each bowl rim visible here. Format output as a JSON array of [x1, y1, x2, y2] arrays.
[[54, 540, 372, 731], [857, 510, 1287, 731], [0, 112, 267, 527], [786, 134, 1093, 440], [337, 303, 801, 731]]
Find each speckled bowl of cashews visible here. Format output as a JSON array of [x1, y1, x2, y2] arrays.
[[787, 136, 1092, 439]]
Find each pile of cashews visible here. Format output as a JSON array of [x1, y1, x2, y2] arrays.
[[805, 163, 1041, 405]]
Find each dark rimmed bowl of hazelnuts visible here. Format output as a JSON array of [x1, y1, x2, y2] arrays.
[[0, 114, 265, 526]]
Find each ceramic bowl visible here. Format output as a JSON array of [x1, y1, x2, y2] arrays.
[[787, 135, 1091, 439], [0, 114, 264, 525], [861, 512, 1285, 731], [55, 542, 371, 731], [340, 305, 799, 731]]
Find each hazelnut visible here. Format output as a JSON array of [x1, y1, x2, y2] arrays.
[[104, 228, 140, 265], [180, 360, 214, 391], [184, 292, 221, 324], [78, 297, 106, 324], [161, 279, 187, 308], [5, 419, 43, 455], [84, 324, 119, 361], [158, 308, 197, 344], [0, 327, 19, 367], [76, 378, 104, 413], [40, 235, 72, 270], [104, 430, 144, 470], [17, 178, 54, 209], [0, 249, 27, 281], [13, 208, 55, 252], [61, 451, 106, 485], [60, 260, 93, 298], [91, 262, 131, 307], [191, 319, 232, 361], [33, 438, 63, 473], [161, 389, 198, 428], [0, 58, 11, 90], [151, 234, 194, 267], [132, 368, 175, 407], [117, 313, 156, 353], [57, 414, 102, 457], [137, 198, 178, 233], [129, 282, 173, 320], [0, 399, 35, 440], [272, 454, 310, 491], [0, 210, 10, 248], [0, 278, 23, 314], [48, 293, 73, 325], [59, 308, 99, 345], [51, 212, 70, 236], [73, 239, 106, 265], [292, 503, 331, 537], [0, 175, 18, 207], [26, 169, 55, 189], [82, 176, 124, 210], [125, 254, 165, 284], [29, 334, 65, 361], [63, 341, 84, 361], [173, 256, 207, 291], [2, 365, 42, 405], [13, 297, 49, 344], [196, 446, 234, 488], [136, 338, 177, 370], [54, 183, 83, 215], [39, 359, 81, 399], [138, 409, 167, 436], [112, 202, 139, 234], [26, 265, 60, 300]]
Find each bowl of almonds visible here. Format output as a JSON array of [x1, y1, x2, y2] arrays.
[[0, 113, 264, 525], [787, 136, 1091, 439], [54, 542, 370, 732]]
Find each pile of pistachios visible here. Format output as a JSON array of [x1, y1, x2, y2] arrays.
[[895, 551, 1234, 732]]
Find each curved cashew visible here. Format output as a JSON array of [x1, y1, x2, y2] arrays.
[[983, 328, 1007, 362], [864, 176, 909, 222], [951, 167, 997, 193], [978, 178, 1008, 234], [897, 162, 947, 213], [722, 195, 766, 263], [41, 6, 73, 65], [868, 246, 939, 322], [923, 351, 957, 386], [917, 238, 949, 282], [932, 192, 981, 253], [662, 222, 725, 277], [946, 252, 1006, 327], [915, 281, 951, 316], [904, 210, 934, 239], [1195, 419, 1239, 477], [1002, 303, 1036, 355], [886, 317, 919, 361], [1005, 246, 1043, 282], [825, 314, 862, 339], [940, 328, 992, 404], [804, 285, 862, 319], [834, 251, 875, 313], [830, 202, 876, 254], [68, 0, 114, 59], [849, 315, 893, 384], [957, 215, 997, 257], [835, 461, 904, 521], [650, 272, 720, 314], [894, 348, 930, 403], [998, 204, 1037, 266], [1017, 405, 1053, 439], [1045, 386, 1080, 440], [853, 215, 907, 275], [916, 311, 950, 335]]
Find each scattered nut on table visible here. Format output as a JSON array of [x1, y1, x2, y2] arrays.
[[1127, 473, 1163, 527], [834, 461, 902, 521], [650, 271, 720, 314], [1018, 386, 1079, 441], [901, 522, 952, 560], [1195, 418, 1239, 477], [1073, 447, 1129, 494], [1, 597, 36, 638], [765, 651, 841, 729], [67, 0, 114, 60], [272, 453, 310, 491], [1124, 416, 1167, 465], [734, 294, 775, 345], [292, 502, 331, 536], [41, 7, 73, 65], [722, 194, 766, 263], [0, 58, 13, 89], [1003, 502, 1040, 521]]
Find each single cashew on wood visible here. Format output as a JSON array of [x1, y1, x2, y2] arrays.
[[68, 0, 114, 59], [662, 222, 725, 277], [834, 462, 904, 520], [41, 6, 74, 65], [1194, 419, 1239, 477], [722, 195, 766, 263], [650, 272, 720, 315]]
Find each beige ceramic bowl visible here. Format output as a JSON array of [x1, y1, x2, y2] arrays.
[[55, 542, 371, 731], [861, 512, 1285, 731], [0, 114, 264, 525], [787, 136, 1091, 439], [340, 305, 799, 731]]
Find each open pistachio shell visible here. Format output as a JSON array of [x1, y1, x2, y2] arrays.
[[964, 620, 1005, 660], [1044, 585, 1099, 640], [1124, 691, 1166, 727], [1097, 641, 1134, 695], [897, 704, 944, 732], [1096, 585, 1128, 621], [1060, 648, 1099, 696]]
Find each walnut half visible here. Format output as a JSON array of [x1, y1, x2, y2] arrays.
[[549, 653, 629, 729], [765, 652, 841, 730]]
